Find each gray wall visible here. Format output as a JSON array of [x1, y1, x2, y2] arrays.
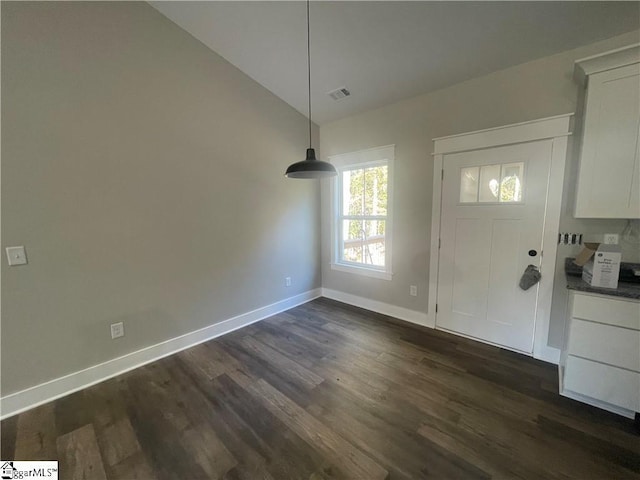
[[320, 30, 640, 349], [1, 1, 321, 395]]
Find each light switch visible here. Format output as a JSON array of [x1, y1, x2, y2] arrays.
[[6, 246, 28, 266]]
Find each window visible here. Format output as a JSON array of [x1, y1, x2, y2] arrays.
[[330, 145, 394, 280], [459, 161, 524, 204]]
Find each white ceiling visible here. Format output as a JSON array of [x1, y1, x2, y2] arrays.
[[150, 1, 640, 125]]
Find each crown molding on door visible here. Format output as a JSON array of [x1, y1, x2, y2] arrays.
[[432, 113, 574, 155]]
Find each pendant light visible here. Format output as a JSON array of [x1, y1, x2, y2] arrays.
[[285, 0, 337, 179]]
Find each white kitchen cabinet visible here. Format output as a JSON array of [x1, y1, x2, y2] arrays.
[[563, 356, 639, 412], [560, 291, 640, 418], [574, 44, 640, 218]]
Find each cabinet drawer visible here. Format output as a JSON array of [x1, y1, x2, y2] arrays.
[[568, 319, 640, 371], [572, 293, 640, 330], [564, 356, 640, 412]]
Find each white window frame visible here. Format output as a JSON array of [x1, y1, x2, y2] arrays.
[[330, 145, 394, 280]]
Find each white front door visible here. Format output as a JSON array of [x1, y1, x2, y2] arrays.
[[436, 140, 553, 353]]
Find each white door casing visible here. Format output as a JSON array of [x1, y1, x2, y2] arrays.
[[437, 140, 551, 353], [427, 114, 573, 364]]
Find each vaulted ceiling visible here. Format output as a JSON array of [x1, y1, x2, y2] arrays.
[[150, 1, 640, 124]]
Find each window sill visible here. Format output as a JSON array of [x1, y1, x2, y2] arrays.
[[330, 263, 393, 281]]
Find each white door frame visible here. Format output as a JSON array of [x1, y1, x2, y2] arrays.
[[427, 114, 573, 364]]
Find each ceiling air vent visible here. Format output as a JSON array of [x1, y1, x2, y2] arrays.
[[327, 87, 351, 101]]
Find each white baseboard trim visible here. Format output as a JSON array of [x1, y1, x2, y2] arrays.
[[321, 288, 430, 328], [0, 288, 322, 420], [560, 388, 635, 419], [534, 344, 561, 365]]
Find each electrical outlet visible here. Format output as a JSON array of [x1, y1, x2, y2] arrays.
[[111, 322, 124, 339], [6, 246, 28, 266], [603, 233, 619, 245], [285, 276, 292, 287], [410, 285, 418, 296]]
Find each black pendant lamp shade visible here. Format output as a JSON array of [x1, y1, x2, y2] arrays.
[[285, 148, 336, 179], [285, 0, 337, 179]]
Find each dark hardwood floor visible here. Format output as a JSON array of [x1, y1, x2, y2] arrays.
[[2, 297, 639, 479]]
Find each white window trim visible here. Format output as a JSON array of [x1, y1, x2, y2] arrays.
[[329, 145, 394, 281]]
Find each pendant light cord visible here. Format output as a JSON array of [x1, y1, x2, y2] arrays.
[[307, 0, 312, 149]]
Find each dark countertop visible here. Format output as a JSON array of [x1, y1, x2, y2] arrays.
[[564, 258, 640, 300]]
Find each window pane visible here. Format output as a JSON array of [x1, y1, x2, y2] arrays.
[[341, 219, 386, 267], [460, 166, 479, 203], [364, 165, 388, 215], [343, 169, 364, 216], [342, 219, 363, 263], [500, 162, 524, 202], [479, 164, 501, 202], [363, 220, 385, 267]]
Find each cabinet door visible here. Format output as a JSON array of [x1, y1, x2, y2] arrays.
[[575, 63, 640, 218], [567, 319, 640, 372], [564, 356, 640, 412]]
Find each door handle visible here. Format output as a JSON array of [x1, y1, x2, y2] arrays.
[[519, 265, 541, 290]]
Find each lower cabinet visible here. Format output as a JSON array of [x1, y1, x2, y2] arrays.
[[560, 292, 640, 418]]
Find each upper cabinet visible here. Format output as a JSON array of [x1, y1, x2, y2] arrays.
[[574, 44, 640, 219]]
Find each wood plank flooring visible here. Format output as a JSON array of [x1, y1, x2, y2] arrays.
[[2, 298, 639, 479]]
